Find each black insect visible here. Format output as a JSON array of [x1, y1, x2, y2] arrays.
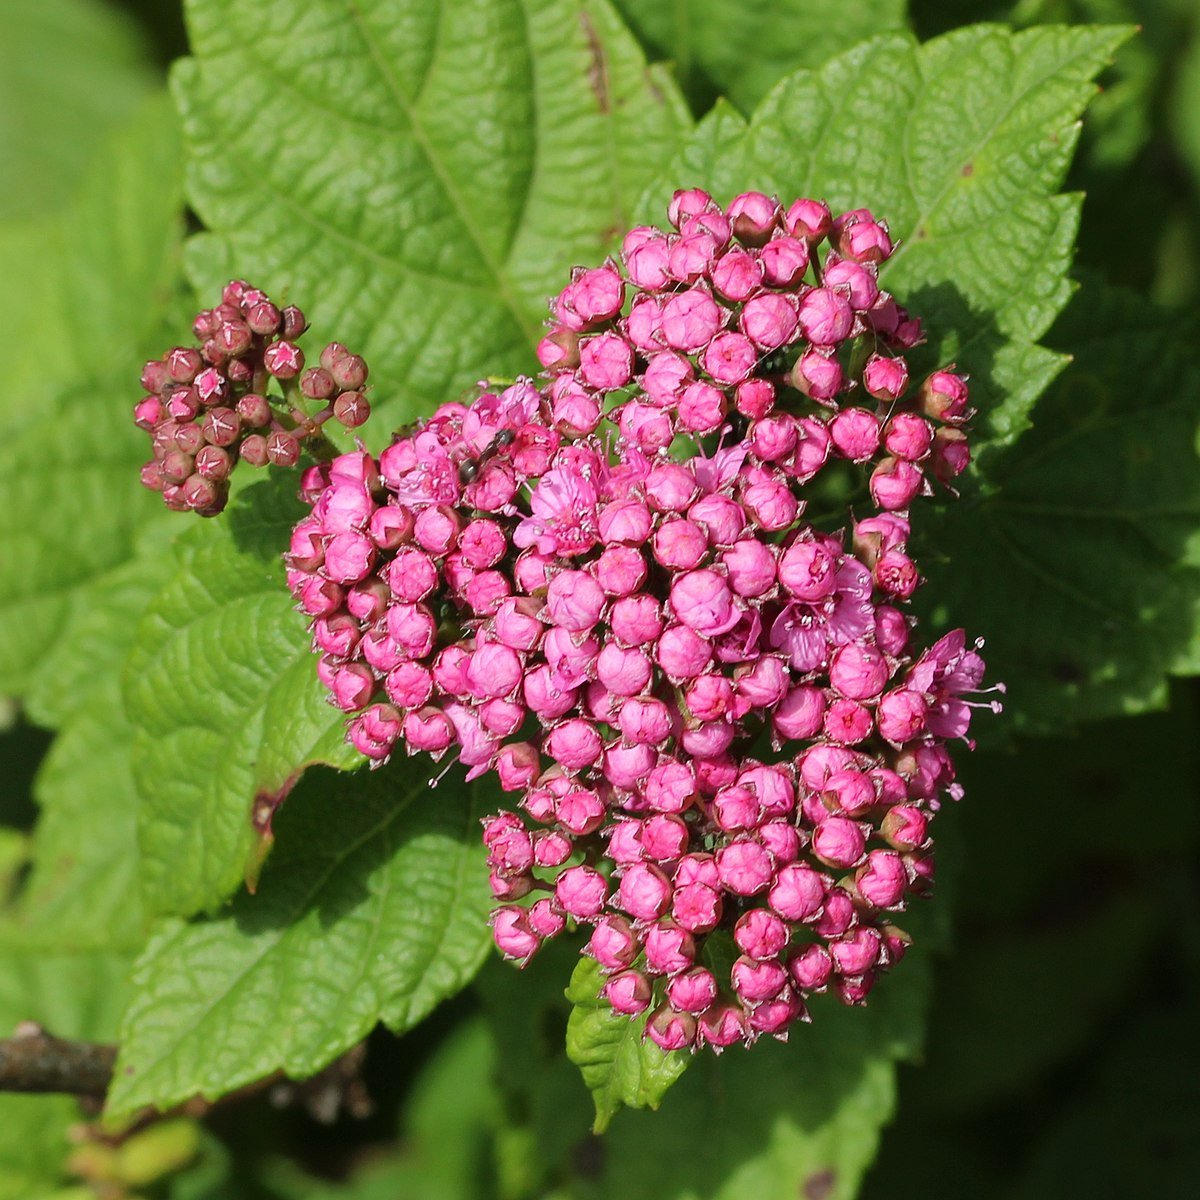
[[458, 427, 517, 485]]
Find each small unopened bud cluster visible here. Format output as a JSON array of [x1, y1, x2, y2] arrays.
[[284, 188, 1002, 1054], [135, 281, 371, 516]]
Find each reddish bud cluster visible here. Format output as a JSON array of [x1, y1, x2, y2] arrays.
[[135, 281, 371, 516]]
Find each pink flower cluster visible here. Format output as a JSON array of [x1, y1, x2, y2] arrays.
[[135, 281, 371, 517], [285, 189, 1001, 1052]]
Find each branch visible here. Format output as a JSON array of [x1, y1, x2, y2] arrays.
[[0, 1023, 115, 1096]]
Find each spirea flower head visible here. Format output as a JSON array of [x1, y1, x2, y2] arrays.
[[135, 281, 372, 516], [277, 188, 1002, 1053]]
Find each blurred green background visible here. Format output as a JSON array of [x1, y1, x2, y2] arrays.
[[1, 0, 1198, 1197]]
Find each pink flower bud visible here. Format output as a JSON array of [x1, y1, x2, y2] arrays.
[[653, 519, 708, 572], [646, 1005, 697, 1052], [671, 881, 722, 933], [661, 288, 725, 351], [263, 340, 304, 379], [741, 478, 798, 532], [625, 233, 672, 290], [732, 955, 787, 1003], [856, 850, 907, 909], [645, 463, 699, 512], [680, 720, 734, 759], [588, 915, 640, 970], [618, 696, 673, 746], [760, 235, 810, 287], [712, 784, 761, 832], [603, 969, 653, 1016], [580, 331, 634, 390], [920, 370, 971, 422], [734, 654, 788, 710], [832, 209, 893, 263], [677, 380, 727, 435], [789, 943, 833, 992], [789, 348, 843, 402], [666, 966, 718, 1014], [870, 457, 924, 511], [604, 742, 657, 790], [618, 401, 674, 452], [749, 414, 798, 462], [618, 862, 673, 920], [349, 703, 402, 761], [626, 294, 663, 350], [360, 627, 404, 673], [824, 768, 875, 815], [698, 332, 756, 389], [778, 540, 836, 601], [798, 287, 854, 346], [466, 642, 522, 700], [830, 407, 881, 462], [459, 519, 506, 569], [863, 354, 909, 403], [698, 1000, 747, 1050], [493, 597, 544, 652], [669, 230, 720, 283], [759, 820, 801, 864], [555, 864, 608, 920], [491, 906, 540, 963], [783, 197, 832, 242], [598, 500, 653, 546], [645, 760, 696, 813], [526, 898, 565, 940], [384, 548, 438, 603], [413, 506, 462, 556], [523, 666, 576, 720], [932, 427, 971, 482], [812, 816, 867, 868], [609, 595, 663, 648], [829, 643, 890, 700], [385, 603, 437, 659], [669, 569, 737, 637], [368, 505, 414, 551], [543, 627, 599, 687], [330, 663, 375, 712], [550, 377, 600, 434], [883, 412, 933, 462], [727, 191, 780, 245], [545, 719, 603, 771], [736, 377, 776, 419], [669, 187, 717, 227], [684, 673, 734, 723], [545, 570, 606, 632], [875, 549, 920, 599], [716, 838, 774, 895], [740, 292, 799, 350], [688, 494, 746, 547], [589, 642, 649, 698], [830, 927, 881, 976], [882, 805, 929, 851], [823, 697, 873, 744], [606, 819, 645, 865], [571, 265, 625, 324], [716, 539, 774, 600], [639, 813, 689, 862], [769, 863, 825, 922], [297, 576, 344, 618], [823, 257, 879, 310], [711, 248, 764, 302], [734, 908, 789, 960], [644, 920, 695, 975]]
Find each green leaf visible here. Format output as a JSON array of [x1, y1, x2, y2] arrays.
[[0, 97, 184, 702], [20, 679, 148, 949], [564, 955, 689, 1132], [125, 476, 359, 918], [105, 762, 493, 1119], [0, 0, 157, 220], [916, 283, 1200, 732], [0, 96, 184, 426], [641, 24, 1132, 455], [172, 0, 691, 437], [613, 0, 908, 113]]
